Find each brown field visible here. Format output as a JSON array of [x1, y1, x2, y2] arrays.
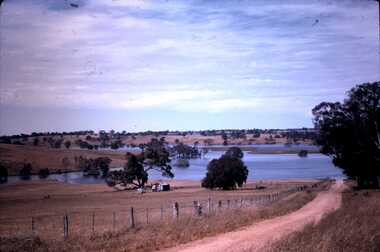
[[1, 134, 317, 176], [14, 132, 313, 147], [268, 182, 380, 252], [0, 143, 129, 175], [0, 179, 325, 252]]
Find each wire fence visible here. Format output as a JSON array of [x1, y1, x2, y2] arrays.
[[0, 182, 326, 240]]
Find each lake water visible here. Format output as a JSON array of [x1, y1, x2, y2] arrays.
[[5, 151, 343, 184]]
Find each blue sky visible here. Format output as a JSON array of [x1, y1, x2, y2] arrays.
[[0, 0, 379, 135]]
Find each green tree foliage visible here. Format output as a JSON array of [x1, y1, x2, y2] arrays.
[[19, 163, 32, 180], [174, 158, 190, 167], [64, 140, 71, 149], [33, 138, 39, 146], [202, 153, 248, 190], [298, 150, 308, 158], [171, 142, 200, 159], [78, 156, 111, 177], [0, 163, 8, 183], [225, 147, 244, 159], [312, 82, 380, 188], [38, 168, 50, 179], [221, 132, 228, 145], [106, 138, 173, 188]]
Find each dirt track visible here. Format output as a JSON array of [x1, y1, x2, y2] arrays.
[[162, 180, 345, 252]]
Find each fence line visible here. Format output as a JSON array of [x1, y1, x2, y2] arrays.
[[0, 181, 327, 240]]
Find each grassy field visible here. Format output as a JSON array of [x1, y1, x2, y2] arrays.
[[0, 179, 325, 252], [268, 181, 380, 252], [0, 143, 129, 175]]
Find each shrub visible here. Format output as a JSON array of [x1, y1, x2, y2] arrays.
[[19, 163, 32, 180], [38, 168, 50, 179], [298, 150, 308, 158]]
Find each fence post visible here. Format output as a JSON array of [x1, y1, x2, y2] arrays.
[[207, 198, 211, 214], [31, 217, 35, 233], [193, 201, 198, 216], [218, 200, 222, 211], [113, 212, 116, 232], [160, 206, 164, 221], [227, 200, 230, 209], [63, 214, 69, 240], [92, 212, 95, 233], [130, 207, 135, 228], [197, 202, 202, 216], [146, 208, 149, 224], [173, 202, 179, 220], [240, 198, 243, 208]]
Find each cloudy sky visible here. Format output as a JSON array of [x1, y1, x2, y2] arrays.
[[0, 0, 379, 135]]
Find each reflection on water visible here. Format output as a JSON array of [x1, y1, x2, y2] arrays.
[[6, 150, 343, 184]]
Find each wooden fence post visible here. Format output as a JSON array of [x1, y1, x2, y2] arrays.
[[197, 202, 202, 216], [113, 212, 116, 232], [173, 202, 179, 220], [63, 214, 69, 240], [193, 201, 198, 216], [227, 200, 230, 209], [31, 217, 35, 233], [207, 198, 211, 214], [160, 206, 164, 221], [92, 212, 95, 233], [146, 208, 149, 224], [218, 200, 222, 211], [130, 207, 135, 228]]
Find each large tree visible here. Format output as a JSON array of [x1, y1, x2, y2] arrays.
[[106, 138, 173, 188], [312, 82, 380, 188], [202, 152, 248, 190]]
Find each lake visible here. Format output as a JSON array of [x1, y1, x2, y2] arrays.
[[5, 151, 343, 184]]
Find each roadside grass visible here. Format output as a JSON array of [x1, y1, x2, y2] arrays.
[[0, 186, 324, 252], [268, 182, 380, 252]]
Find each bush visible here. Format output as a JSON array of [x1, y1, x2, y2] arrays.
[[0, 164, 8, 183], [298, 150, 308, 158], [174, 158, 190, 167], [38, 168, 50, 179], [19, 163, 32, 180]]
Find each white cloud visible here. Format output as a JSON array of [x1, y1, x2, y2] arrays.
[[0, 0, 379, 116]]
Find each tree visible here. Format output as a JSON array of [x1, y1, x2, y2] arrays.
[[106, 154, 147, 187], [33, 138, 39, 146], [19, 163, 32, 180], [174, 158, 190, 167], [95, 157, 112, 177], [38, 168, 50, 179], [64, 140, 71, 149], [221, 132, 228, 145], [298, 150, 308, 158], [78, 156, 111, 177], [0, 164, 8, 183], [225, 147, 244, 159], [202, 153, 248, 190], [106, 138, 173, 188], [312, 82, 380, 188]]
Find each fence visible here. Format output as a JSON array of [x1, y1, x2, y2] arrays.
[[0, 181, 326, 240]]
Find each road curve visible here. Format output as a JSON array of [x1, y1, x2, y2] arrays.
[[161, 180, 345, 252]]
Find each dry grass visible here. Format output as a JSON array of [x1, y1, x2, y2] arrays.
[[0, 144, 128, 175], [0, 187, 320, 252], [267, 182, 380, 252]]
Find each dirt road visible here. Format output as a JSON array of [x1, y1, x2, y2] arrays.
[[162, 180, 345, 252]]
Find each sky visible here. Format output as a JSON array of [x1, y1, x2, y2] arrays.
[[0, 0, 379, 135]]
